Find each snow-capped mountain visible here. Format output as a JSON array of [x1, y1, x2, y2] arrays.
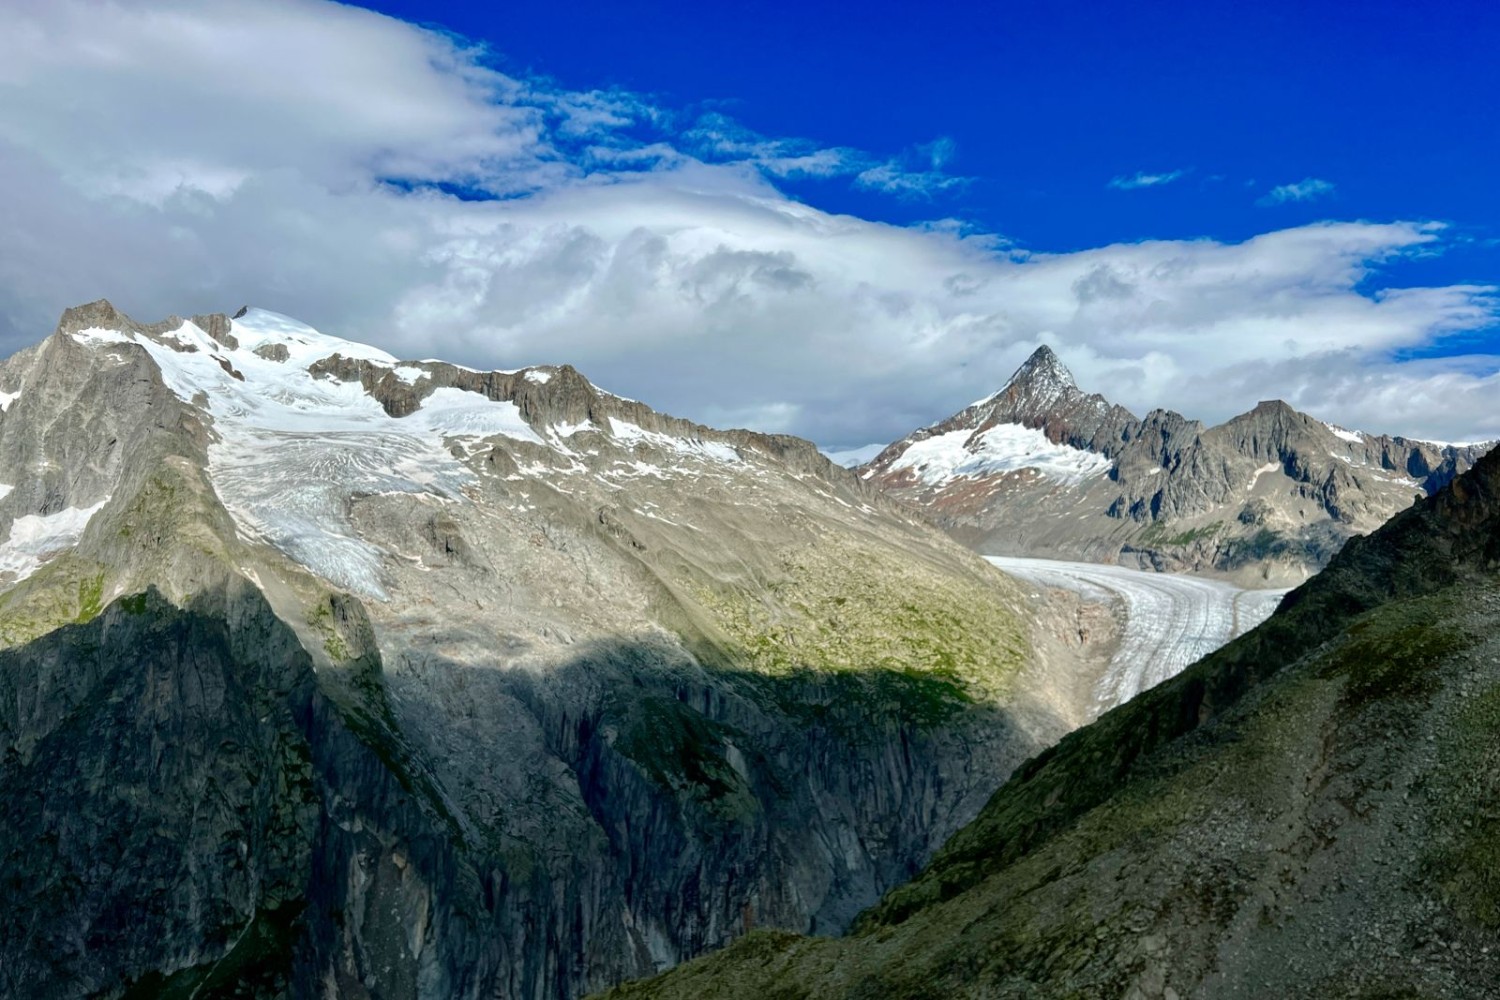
[[862, 347, 1491, 584], [0, 301, 1114, 1000]]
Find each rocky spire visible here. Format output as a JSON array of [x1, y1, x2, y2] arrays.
[[1004, 345, 1076, 394]]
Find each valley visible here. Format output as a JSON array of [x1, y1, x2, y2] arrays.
[[4, 7, 1496, 997]]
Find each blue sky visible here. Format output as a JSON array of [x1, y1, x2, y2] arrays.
[[0, 0, 1496, 446], [363, 0, 1500, 282]]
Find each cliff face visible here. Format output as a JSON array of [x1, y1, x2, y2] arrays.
[[603, 429, 1500, 1000], [863, 348, 1490, 585], [0, 303, 1107, 999]]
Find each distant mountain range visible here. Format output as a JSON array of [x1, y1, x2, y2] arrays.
[[860, 346, 1491, 584]]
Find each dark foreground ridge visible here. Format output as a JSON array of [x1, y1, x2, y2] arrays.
[[601, 442, 1500, 997]]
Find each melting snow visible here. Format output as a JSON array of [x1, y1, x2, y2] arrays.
[[890, 424, 1111, 486], [0, 499, 109, 582]]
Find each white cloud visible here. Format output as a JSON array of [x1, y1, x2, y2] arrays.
[[1260, 177, 1337, 205], [1108, 169, 1186, 190], [0, 0, 1494, 451]]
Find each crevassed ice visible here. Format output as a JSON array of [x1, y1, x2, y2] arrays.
[[891, 423, 1111, 485], [80, 309, 544, 599], [0, 499, 109, 583]]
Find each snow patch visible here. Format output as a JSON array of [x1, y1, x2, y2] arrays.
[[1247, 462, 1280, 491], [609, 419, 739, 463], [404, 387, 544, 444], [1323, 422, 1364, 444], [0, 485, 12, 501], [524, 369, 553, 384], [0, 390, 20, 412], [890, 424, 1111, 486], [70, 326, 133, 346], [391, 365, 425, 385], [0, 499, 109, 583]]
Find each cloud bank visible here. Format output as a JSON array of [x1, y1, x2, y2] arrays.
[[0, 0, 1495, 449]]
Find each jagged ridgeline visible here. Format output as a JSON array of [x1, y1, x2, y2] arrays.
[[0, 302, 1101, 999], [602, 429, 1500, 997], [863, 346, 1490, 586]]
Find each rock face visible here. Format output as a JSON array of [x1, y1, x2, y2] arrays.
[[0, 303, 1111, 999], [598, 394, 1500, 1000], [863, 347, 1491, 585]]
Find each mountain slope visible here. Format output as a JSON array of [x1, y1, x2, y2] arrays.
[[0, 302, 1111, 999], [863, 347, 1489, 585], [600, 419, 1500, 999]]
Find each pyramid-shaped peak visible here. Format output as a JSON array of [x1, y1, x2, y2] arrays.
[[1005, 344, 1077, 392]]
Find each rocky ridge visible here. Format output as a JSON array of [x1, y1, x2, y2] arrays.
[[862, 347, 1490, 585], [0, 302, 1115, 999], [600, 373, 1500, 1000]]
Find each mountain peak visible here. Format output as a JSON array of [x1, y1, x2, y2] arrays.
[[57, 298, 130, 336], [1004, 345, 1076, 393]]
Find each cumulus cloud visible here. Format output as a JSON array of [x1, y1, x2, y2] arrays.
[[1259, 177, 1337, 205], [0, 0, 1495, 450], [1108, 169, 1186, 190]]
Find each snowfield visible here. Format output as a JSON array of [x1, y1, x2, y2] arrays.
[[67, 310, 750, 600], [74, 310, 546, 599], [986, 556, 1289, 710], [888, 424, 1112, 486]]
